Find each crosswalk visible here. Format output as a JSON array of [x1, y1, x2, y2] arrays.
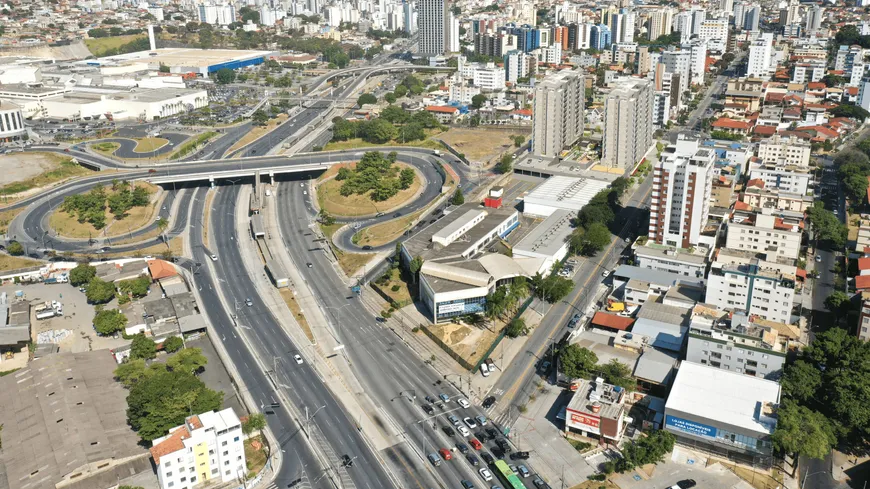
[[261, 469, 312, 489]]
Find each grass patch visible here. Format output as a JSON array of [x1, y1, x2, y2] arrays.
[[133, 137, 170, 153], [49, 182, 160, 239], [170, 132, 219, 160], [568, 439, 593, 453], [353, 209, 422, 247], [371, 267, 412, 305], [280, 289, 315, 343], [84, 34, 146, 56], [92, 142, 120, 156], [439, 127, 529, 164], [203, 189, 216, 244], [318, 223, 373, 276], [317, 162, 421, 218], [0, 254, 42, 272], [227, 114, 288, 155], [0, 154, 93, 196], [244, 435, 268, 476], [0, 368, 21, 376], [93, 237, 183, 260], [322, 136, 443, 152], [0, 208, 24, 235]]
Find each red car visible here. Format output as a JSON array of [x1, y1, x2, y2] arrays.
[[469, 438, 482, 450], [439, 448, 452, 460]]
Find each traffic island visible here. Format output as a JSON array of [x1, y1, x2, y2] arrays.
[[48, 182, 161, 240]]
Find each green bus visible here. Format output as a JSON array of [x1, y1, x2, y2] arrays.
[[493, 460, 528, 489]]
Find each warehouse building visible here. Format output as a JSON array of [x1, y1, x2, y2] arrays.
[[664, 361, 780, 466], [92, 47, 276, 76], [513, 209, 574, 275], [522, 175, 611, 217]]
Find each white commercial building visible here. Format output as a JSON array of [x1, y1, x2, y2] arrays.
[[16, 87, 209, 122], [649, 136, 715, 248], [697, 18, 729, 52], [746, 33, 773, 79], [634, 245, 708, 278], [0, 102, 26, 141], [151, 408, 246, 489], [472, 64, 506, 90], [705, 261, 796, 325], [725, 210, 802, 262], [756, 135, 811, 168], [664, 362, 780, 464], [531, 70, 585, 158], [522, 175, 612, 217], [602, 77, 654, 171], [513, 209, 574, 275]]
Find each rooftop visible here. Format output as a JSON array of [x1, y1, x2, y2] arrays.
[[403, 203, 518, 262], [666, 361, 781, 435], [523, 176, 611, 212], [566, 377, 626, 421], [614, 264, 705, 288], [513, 209, 574, 257]]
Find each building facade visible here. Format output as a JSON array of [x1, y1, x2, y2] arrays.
[[756, 135, 811, 168], [725, 211, 802, 262], [705, 261, 796, 324], [686, 313, 789, 379], [417, 0, 447, 56], [531, 70, 585, 158], [601, 77, 654, 171], [0, 102, 26, 141]]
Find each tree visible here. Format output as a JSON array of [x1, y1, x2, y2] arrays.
[[162, 336, 184, 353], [831, 104, 870, 122], [85, 278, 116, 304], [780, 360, 822, 404], [93, 308, 127, 336], [772, 402, 837, 460], [384, 92, 397, 104], [806, 202, 847, 248], [560, 344, 598, 379], [243, 412, 267, 436], [363, 118, 397, 144], [505, 318, 529, 338], [114, 359, 149, 388], [399, 122, 426, 142], [119, 275, 151, 298], [215, 67, 236, 84], [319, 209, 336, 226], [126, 368, 222, 440], [6, 241, 23, 256], [824, 291, 851, 322], [512, 135, 526, 147], [156, 217, 169, 243], [69, 264, 96, 286], [471, 94, 487, 109], [357, 93, 377, 106], [251, 109, 270, 126], [598, 359, 634, 390], [496, 153, 513, 174], [578, 222, 611, 256], [408, 256, 424, 283], [616, 430, 676, 472], [451, 189, 465, 205], [167, 347, 208, 374], [399, 167, 415, 189], [130, 333, 157, 361]]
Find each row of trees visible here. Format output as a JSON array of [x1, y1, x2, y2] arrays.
[[335, 151, 416, 202], [568, 178, 630, 257]]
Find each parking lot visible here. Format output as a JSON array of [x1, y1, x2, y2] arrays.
[[612, 446, 756, 489]]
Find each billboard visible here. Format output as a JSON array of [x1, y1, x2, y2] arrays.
[[665, 415, 717, 439], [568, 410, 600, 430]]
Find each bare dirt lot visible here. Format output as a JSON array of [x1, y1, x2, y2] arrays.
[[438, 127, 529, 165], [424, 320, 500, 369], [0, 152, 91, 198]]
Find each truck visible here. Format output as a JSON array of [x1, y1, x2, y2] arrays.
[[36, 309, 58, 320], [35, 300, 62, 319], [44, 275, 68, 284]]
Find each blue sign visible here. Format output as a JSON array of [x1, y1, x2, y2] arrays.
[[665, 415, 717, 439]]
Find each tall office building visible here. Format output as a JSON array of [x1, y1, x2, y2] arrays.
[[531, 70, 585, 158], [743, 6, 760, 31], [403, 0, 416, 34], [648, 136, 715, 248], [779, 1, 799, 27], [446, 10, 460, 52], [590, 24, 611, 50], [805, 5, 823, 33], [733, 2, 746, 27], [747, 32, 773, 78], [602, 77, 654, 171], [418, 0, 447, 56]]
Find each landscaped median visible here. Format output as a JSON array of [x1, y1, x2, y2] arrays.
[[49, 181, 161, 239], [170, 131, 219, 160]]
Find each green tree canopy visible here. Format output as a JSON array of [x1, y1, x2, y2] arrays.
[[118, 275, 151, 298], [471, 94, 487, 109], [823, 290, 851, 322], [560, 344, 598, 379], [357, 93, 377, 106], [85, 278, 116, 304], [6, 241, 23, 256], [130, 333, 157, 360], [577, 222, 611, 256], [505, 317, 529, 338], [215, 67, 236, 84], [806, 202, 847, 248], [114, 359, 150, 388], [126, 368, 222, 440], [162, 336, 184, 353], [167, 347, 208, 375], [772, 401, 838, 460], [69, 264, 96, 286], [93, 308, 127, 336], [615, 430, 676, 472], [496, 154, 513, 174], [243, 412, 267, 435], [451, 189, 465, 205], [598, 359, 634, 390]]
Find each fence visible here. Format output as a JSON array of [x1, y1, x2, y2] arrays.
[[470, 295, 534, 373]]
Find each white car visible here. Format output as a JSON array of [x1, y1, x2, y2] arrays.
[[294, 354, 304, 365], [457, 425, 471, 437], [210, 254, 218, 261], [464, 417, 478, 429], [457, 398, 470, 409], [479, 468, 493, 482]]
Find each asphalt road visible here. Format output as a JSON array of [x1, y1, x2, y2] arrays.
[[96, 132, 190, 159]]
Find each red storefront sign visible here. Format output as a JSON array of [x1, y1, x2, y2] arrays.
[[569, 411, 600, 429]]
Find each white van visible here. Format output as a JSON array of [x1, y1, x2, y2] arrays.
[[480, 362, 491, 377]]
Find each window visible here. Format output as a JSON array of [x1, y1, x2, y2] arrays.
[[225, 471, 231, 476], [223, 451, 229, 456], [234, 436, 240, 442], [167, 472, 173, 477], [168, 483, 174, 488], [222, 441, 228, 447], [180, 477, 187, 482], [211, 469, 219, 475], [166, 461, 172, 468]]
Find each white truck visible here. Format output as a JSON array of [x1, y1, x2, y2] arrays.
[[35, 301, 62, 320]]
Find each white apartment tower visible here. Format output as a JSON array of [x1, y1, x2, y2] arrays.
[[418, 0, 447, 56], [805, 5, 823, 33], [648, 8, 673, 41], [746, 33, 773, 79], [151, 408, 246, 489], [602, 77, 654, 171], [532, 70, 585, 159], [648, 136, 715, 248]]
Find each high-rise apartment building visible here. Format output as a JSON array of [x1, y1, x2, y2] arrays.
[[601, 77, 654, 171], [648, 136, 715, 248], [532, 70, 585, 158], [590, 24, 611, 50], [743, 6, 760, 31], [661, 48, 691, 97], [403, 0, 416, 34], [685, 40, 707, 85], [446, 11, 460, 52], [756, 135, 812, 168], [698, 18, 729, 52], [197, 3, 236, 25], [746, 33, 773, 79], [805, 5, 823, 32], [418, 0, 446, 56], [647, 8, 673, 40], [504, 50, 531, 82], [706, 261, 796, 325]]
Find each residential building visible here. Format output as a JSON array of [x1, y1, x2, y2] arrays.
[[743, 5, 761, 31], [858, 293, 870, 342], [417, 0, 446, 56], [746, 33, 773, 79], [649, 136, 715, 248], [859, 75, 870, 112], [791, 59, 825, 84], [634, 244, 708, 278], [698, 18, 729, 52], [474, 33, 517, 58], [740, 185, 814, 212], [664, 362, 780, 466], [687, 308, 793, 379], [403, 0, 416, 35], [425, 105, 460, 124], [804, 5, 823, 33], [504, 50, 532, 83], [531, 70, 585, 158], [446, 11, 460, 53], [601, 77, 654, 171], [472, 63, 505, 90], [748, 161, 812, 195], [590, 24, 611, 50], [756, 135, 811, 168], [725, 209, 802, 262], [647, 8, 673, 40], [661, 49, 691, 98], [564, 377, 627, 443], [705, 259, 796, 324], [685, 39, 707, 86], [151, 408, 246, 489]]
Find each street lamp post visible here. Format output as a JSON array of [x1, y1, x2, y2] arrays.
[[801, 470, 827, 489]]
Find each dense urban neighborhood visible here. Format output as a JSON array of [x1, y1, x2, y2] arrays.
[[0, 0, 870, 488]]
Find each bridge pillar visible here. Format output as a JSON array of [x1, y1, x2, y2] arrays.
[[209, 176, 215, 188], [269, 171, 275, 185]]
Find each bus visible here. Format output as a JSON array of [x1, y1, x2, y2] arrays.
[[494, 460, 528, 489]]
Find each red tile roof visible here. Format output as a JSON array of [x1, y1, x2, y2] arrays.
[[856, 275, 870, 290], [147, 259, 177, 281], [712, 118, 751, 130], [734, 200, 753, 211], [859, 257, 870, 271], [808, 82, 826, 90], [150, 426, 191, 465], [847, 87, 859, 95], [747, 178, 765, 188], [753, 125, 776, 136], [426, 105, 458, 114], [591, 312, 634, 331], [766, 92, 786, 103]]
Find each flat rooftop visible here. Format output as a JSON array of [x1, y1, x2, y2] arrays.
[[666, 361, 781, 435], [101, 48, 273, 67], [403, 203, 518, 262], [524, 176, 611, 211], [567, 377, 625, 421], [514, 209, 573, 256]]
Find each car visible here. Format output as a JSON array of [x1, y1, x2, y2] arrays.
[[442, 426, 455, 437], [458, 425, 471, 437], [482, 396, 496, 408], [510, 451, 530, 460], [469, 438, 483, 450], [466, 454, 479, 466], [479, 468, 493, 482], [485, 428, 499, 439], [341, 454, 354, 467], [508, 464, 519, 474], [448, 415, 461, 426], [436, 402, 445, 410], [425, 395, 436, 404], [532, 476, 547, 489], [518, 465, 530, 478], [293, 354, 304, 365], [427, 453, 442, 467], [496, 439, 511, 453], [306, 262, 313, 268], [245, 298, 253, 307], [671, 480, 697, 489], [362, 245, 372, 250], [601, 270, 611, 277], [456, 443, 469, 454], [481, 452, 495, 465], [474, 431, 488, 442], [457, 398, 470, 408], [816, 255, 822, 262], [464, 417, 478, 429], [210, 254, 218, 261], [439, 393, 450, 402], [475, 415, 488, 426], [461, 480, 475, 489], [439, 448, 452, 460], [422, 404, 434, 415]]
